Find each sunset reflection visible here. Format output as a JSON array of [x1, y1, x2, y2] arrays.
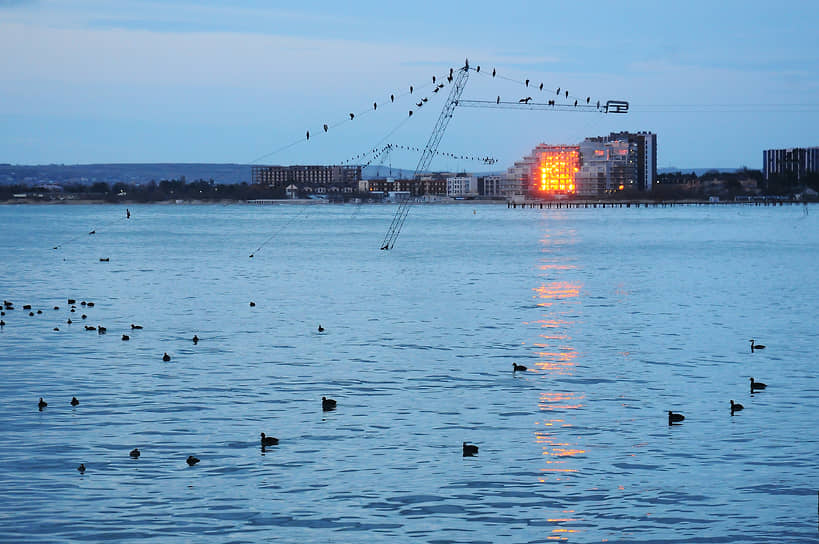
[[531, 229, 586, 537]]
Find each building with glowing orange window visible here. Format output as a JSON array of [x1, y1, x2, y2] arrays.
[[504, 144, 580, 198]]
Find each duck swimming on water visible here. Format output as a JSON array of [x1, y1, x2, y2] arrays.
[[668, 411, 685, 425], [513, 363, 527, 372], [260, 433, 279, 446], [322, 396, 337, 411], [750, 377, 767, 392], [463, 442, 479, 456], [730, 400, 743, 414], [749, 339, 766, 351]]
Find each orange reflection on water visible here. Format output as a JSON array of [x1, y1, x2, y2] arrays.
[[538, 391, 585, 411]]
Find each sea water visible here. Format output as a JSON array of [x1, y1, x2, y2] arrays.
[[0, 202, 817, 543]]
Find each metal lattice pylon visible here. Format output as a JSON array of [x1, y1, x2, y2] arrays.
[[380, 62, 471, 250]]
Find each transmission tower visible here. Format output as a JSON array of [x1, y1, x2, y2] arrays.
[[380, 61, 471, 250]]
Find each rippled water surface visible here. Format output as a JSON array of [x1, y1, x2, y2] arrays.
[[1, 202, 817, 543]]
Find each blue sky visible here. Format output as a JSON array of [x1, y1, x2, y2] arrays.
[[1, 0, 817, 170]]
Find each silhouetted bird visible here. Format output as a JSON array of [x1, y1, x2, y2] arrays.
[[492, 68, 496, 77], [513, 363, 527, 372], [306, 130, 309, 140], [565, 90, 568, 98], [121, 334, 129, 341], [730, 400, 744, 413], [417, 101, 423, 107], [323, 124, 328, 132], [66, 319, 72, 324], [0, 321, 4, 327], [422, 97, 428, 102], [596, 100, 600, 109], [409, 110, 413, 116], [131, 324, 142, 329], [318, 325, 324, 333], [525, 79, 529, 87], [476, 66, 480, 72], [192, 335, 199, 344], [432, 75, 436, 83], [130, 448, 140, 458], [496, 96, 500, 104], [53, 327, 59, 331], [99, 258, 109, 262], [53, 306, 59, 310], [97, 326, 106, 334], [556, 87, 560, 95], [463, 442, 478, 456], [586, 97, 590, 103], [249, 301, 255, 307], [68, 299, 76, 304], [89, 230, 95, 235], [71, 396, 79, 406], [668, 411, 685, 425], [260, 433, 279, 446], [410, 85, 413, 94], [390, 94, 394, 102], [84, 325, 96, 331], [162, 353, 171, 362], [373, 102, 377, 110], [750, 377, 767, 392], [81, 314, 87, 319], [77, 463, 86, 473], [186, 455, 200, 466], [38, 397, 47, 410], [574, 100, 578, 107], [749, 339, 766, 351], [322, 396, 337, 411]]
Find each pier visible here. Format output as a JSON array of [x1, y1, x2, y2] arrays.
[[506, 199, 809, 209]]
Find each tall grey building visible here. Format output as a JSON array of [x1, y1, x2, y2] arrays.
[[763, 147, 819, 181], [584, 131, 657, 192]]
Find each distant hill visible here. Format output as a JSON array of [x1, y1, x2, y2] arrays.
[[0, 163, 252, 186], [0, 163, 507, 186], [658, 167, 748, 176]]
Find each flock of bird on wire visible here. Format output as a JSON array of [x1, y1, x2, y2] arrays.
[[667, 339, 769, 425], [255, 61, 601, 169]]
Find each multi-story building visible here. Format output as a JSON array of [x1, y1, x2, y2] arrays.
[[446, 175, 478, 197], [478, 175, 504, 197], [503, 144, 580, 199], [763, 147, 819, 181], [251, 165, 361, 189], [585, 131, 656, 191], [576, 139, 637, 195]]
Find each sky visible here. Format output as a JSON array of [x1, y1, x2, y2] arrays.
[[1, 0, 817, 171]]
